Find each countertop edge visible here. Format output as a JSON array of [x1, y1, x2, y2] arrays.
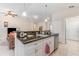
[[18, 34, 59, 44]]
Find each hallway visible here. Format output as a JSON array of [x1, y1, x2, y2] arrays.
[[51, 40, 79, 56]]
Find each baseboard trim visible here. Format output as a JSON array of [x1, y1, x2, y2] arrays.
[[67, 39, 79, 42]]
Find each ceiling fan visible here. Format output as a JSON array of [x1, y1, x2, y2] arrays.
[[1, 9, 17, 17]]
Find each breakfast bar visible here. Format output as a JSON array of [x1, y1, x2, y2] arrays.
[[15, 31, 59, 56]]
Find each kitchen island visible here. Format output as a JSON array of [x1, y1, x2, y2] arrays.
[[15, 31, 59, 56]]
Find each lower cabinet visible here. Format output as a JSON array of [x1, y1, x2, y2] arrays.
[[24, 37, 54, 56], [25, 45, 36, 56], [24, 40, 43, 56], [49, 37, 54, 53], [42, 38, 49, 56], [42, 37, 54, 56], [35, 40, 43, 56]]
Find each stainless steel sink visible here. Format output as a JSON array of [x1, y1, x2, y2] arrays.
[[37, 34, 49, 37]]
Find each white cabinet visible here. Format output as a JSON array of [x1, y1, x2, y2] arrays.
[[34, 40, 43, 56], [49, 37, 54, 53], [15, 38, 25, 56], [24, 41, 36, 56], [42, 37, 54, 56], [24, 40, 43, 56], [25, 45, 36, 56], [42, 38, 49, 56], [16, 36, 55, 56]]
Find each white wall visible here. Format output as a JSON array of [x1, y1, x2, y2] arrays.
[[0, 16, 34, 31], [38, 18, 52, 31], [38, 21, 46, 31], [51, 8, 79, 43], [0, 16, 33, 45], [51, 15, 66, 43], [43, 7, 79, 44], [37, 15, 66, 43], [66, 16, 79, 41]]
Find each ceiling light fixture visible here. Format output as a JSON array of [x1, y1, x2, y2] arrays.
[[45, 19, 48, 22], [44, 4, 48, 22], [22, 11, 27, 16], [22, 3, 27, 17], [45, 17, 50, 22]]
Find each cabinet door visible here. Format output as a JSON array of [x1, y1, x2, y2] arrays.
[[15, 38, 25, 56], [35, 40, 43, 56], [49, 37, 54, 53], [42, 38, 50, 56], [25, 40, 44, 56], [42, 37, 54, 56], [25, 46, 36, 56], [24, 37, 54, 56], [24, 42, 37, 56]]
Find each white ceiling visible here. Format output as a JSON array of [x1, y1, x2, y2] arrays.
[[0, 3, 79, 22]]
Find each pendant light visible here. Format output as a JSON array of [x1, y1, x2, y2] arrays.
[[45, 4, 48, 22], [44, 4, 50, 30], [22, 3, 27, 16]]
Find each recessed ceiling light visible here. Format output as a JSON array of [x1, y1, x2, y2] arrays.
[[68, 5, 75, 8]]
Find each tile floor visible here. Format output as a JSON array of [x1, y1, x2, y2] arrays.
[[0, 40, 14, 56], [0, 46, 14, 56], [51, 40, 79, 56]]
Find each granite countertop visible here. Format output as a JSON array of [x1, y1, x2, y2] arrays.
[[18, 33, 59, 44]]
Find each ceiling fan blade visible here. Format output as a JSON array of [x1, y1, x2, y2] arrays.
[[0, 9, 17, 17]]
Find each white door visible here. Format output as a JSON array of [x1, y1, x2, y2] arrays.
[[66, 17, 79, 41]]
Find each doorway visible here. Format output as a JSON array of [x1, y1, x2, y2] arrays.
[[65, 16, 79, 42]]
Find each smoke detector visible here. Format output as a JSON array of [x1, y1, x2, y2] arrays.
[[68, 5, 75, 8], [45, 4, 47, 7]]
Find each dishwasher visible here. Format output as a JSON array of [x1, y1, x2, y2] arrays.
[[54, 35, 59, 50]]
